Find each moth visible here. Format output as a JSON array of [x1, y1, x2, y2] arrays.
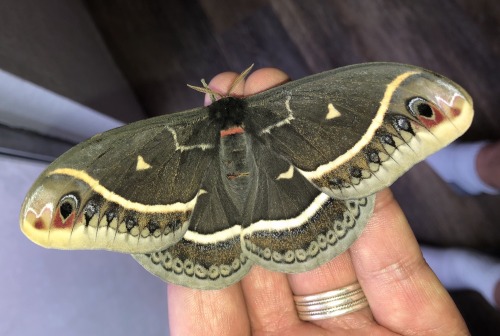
[[20, 63, 473, 290]]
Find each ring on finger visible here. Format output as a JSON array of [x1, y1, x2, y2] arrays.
[[293, 282, 369, 321]]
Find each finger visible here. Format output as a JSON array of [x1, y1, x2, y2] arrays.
[[168, 284, 250, 336], [244, 67, 289, 95], [240, 266, 308, 334], [350, 189, 468, 334], [287, 250, 374, 330], [204, 71, 244, 105]]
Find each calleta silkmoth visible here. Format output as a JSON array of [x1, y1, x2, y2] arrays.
[[20, 63, 473, 290]]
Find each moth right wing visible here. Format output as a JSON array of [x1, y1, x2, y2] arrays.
[[20, 108, 221, 254]]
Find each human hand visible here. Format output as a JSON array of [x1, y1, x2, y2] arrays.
[[167, 68, 469, 335]]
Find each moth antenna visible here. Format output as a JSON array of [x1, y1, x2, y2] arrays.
[[186, 83, 211, 94], [201, 79, 218, 103], [187, 79, 221, 103], [227, 64, 254, 95], [187, 64, 254, 102]]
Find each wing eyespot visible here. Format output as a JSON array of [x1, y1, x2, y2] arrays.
[[60, 202, 73, 219], [59, 194, 79, 219], [407, 97, 434, 119]]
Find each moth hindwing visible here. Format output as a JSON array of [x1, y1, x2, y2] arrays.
[[20, 62, 473, 289]]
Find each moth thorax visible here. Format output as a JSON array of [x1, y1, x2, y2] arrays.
[[208, 96, 247, 128], [219, 132, 252, 192]]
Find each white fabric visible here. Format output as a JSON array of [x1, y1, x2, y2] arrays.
[[0, 155, 169, 335], [426, 142, 499, 195], [422, 246, 500, 307], [0, 68, 123, 143]]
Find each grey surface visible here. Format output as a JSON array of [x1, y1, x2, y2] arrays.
[[0, 124, 73, 162], [0, 68, 124, 144], [0, 0, 145, 122], [0, 155, 169, 335]]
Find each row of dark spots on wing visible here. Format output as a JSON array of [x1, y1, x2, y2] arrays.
[[327, 95, 436, 190], [118, 215, 182, 236], [327, 113, 421, 190], [59, 192, 183, 237], [122, 216, 178, 234], [327, 131, 398, 190]]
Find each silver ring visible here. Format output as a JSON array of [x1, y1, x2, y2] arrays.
[[293, 282, 369, 321]]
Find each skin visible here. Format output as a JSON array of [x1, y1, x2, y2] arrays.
[[477, 141, 500, 190], [167, 68, 470, 335], [477, 142, 500, 306]]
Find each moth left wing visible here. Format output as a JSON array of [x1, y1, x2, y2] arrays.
[[20, 108, 219, 253], [241, 138, 375, 273], [244, 63, 474, 199]]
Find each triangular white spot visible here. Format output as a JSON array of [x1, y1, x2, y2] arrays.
[[326, 103, 341, 120], [277, 165, 294, 180], [136, 155, 152, 171]]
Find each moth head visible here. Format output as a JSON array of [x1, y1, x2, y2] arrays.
[[20, 174, 83, 248]]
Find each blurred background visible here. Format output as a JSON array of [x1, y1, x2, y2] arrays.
[[0, 0, 498, 335]]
